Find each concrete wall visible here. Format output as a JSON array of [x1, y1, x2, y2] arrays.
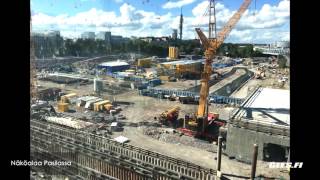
[[225, 124, 289, 163], [187, 67, 253, 93], [213, 68, 254, 96]]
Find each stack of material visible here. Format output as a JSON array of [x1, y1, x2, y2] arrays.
[[143, 127, 215, 152], [46, 116, 93, 129], [38, 88, 61, 101], [57, 102, 69, 112], [93, 100, 111, 112]]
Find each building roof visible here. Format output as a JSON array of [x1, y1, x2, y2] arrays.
[[160, 59, 203, 65], [234, 87, 290, 127], [99, 60, 129, 67], [249, 88, 289, 110], [78, 96, 99, 102]]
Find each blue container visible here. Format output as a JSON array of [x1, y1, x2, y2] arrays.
[[148, 79, 161, 87], [137, 85, 148, 90]]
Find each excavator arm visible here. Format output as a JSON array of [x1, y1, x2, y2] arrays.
[[196, 0, 252, 118]]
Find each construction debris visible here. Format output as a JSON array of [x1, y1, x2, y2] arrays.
[[143, 127, 216, 152], [45, 116, 94, 129]]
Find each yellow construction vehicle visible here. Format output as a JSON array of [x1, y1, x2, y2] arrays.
[[159, 106, 180, 126]]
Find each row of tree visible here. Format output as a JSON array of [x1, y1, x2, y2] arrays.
[[34, 37, 263, 58], [217, 43, 263, 58]]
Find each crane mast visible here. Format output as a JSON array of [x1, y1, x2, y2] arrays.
[[196, 0, 252, 118]]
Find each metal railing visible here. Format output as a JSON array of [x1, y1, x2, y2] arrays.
[[140, 88, 244, 105]]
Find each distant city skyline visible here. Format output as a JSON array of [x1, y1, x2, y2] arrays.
[[31, 0, 290, 43]]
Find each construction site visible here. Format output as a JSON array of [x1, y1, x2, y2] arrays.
[[30, 0, 290, 180]]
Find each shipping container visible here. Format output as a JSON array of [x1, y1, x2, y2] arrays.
[[93, 100, 111, 112], [57, 102, 69, 112], [159, 76, 170, 81], [137, 58, 152, 67], [148, 79, 161, 87]]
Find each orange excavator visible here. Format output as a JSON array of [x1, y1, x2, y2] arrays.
[[183, 0, 252, 140]]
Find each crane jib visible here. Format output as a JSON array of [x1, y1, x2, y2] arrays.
[[196, 0, 252, 118]]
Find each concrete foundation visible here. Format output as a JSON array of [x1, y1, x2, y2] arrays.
[[225, 124, 289, 163]]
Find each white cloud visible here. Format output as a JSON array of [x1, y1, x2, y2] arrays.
[[187, 0, 290, 43], [31, 0, 289, 43], [162, 0, 196, 9], [191, 1, 208, 16]]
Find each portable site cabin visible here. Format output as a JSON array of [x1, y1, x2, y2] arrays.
[[77, 96, 98, 107], [61, 93, 77, 103], [84, 98, 103, 110], [93, 100, 111, 112], [57, 102, 69, 112]]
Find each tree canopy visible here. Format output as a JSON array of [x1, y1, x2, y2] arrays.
[[34, 37, 264, 58]]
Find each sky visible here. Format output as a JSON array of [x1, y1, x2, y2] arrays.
[[31, 0, 290, 43]]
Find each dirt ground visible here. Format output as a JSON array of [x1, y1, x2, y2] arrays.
[[111, 91, 289, 180], [157, 79, 200, 90], [231, 68, 290, 99], [38, 72, 290, 180]]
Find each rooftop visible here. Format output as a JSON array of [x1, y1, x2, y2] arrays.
[[234, 87, 290, 127], [99, 60, 129, 67], [160, 59, 204, 65]]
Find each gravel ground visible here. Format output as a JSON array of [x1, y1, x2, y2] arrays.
[[142, 126, 217, 152]]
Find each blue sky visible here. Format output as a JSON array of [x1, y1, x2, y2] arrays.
[[31, 0, 290, 43]]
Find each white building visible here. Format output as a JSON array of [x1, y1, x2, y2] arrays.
[[81, 32, 95, 40]]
